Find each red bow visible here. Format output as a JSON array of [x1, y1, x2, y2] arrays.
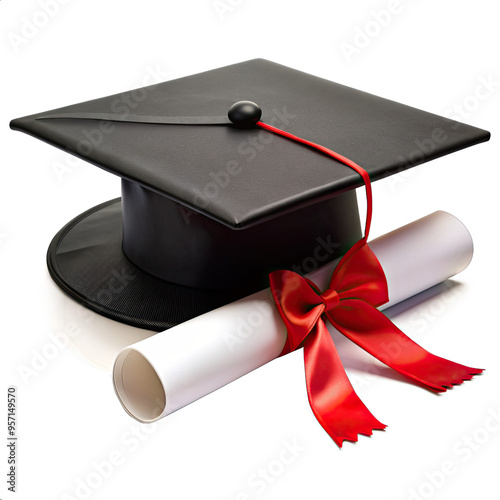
[[270, 240, 482, 447]]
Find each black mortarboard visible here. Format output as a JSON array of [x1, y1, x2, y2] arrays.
[[10, 59, 490, 331]]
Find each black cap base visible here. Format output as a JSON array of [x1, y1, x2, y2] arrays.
[[47, 194, 361, 331]]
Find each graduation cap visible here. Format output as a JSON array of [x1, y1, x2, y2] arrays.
[[10, 59, 490, 332]]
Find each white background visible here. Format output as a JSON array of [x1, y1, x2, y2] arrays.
[[1, 1, 499, 499]]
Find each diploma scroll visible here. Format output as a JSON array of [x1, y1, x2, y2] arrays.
[[112, 211, 473, 423]]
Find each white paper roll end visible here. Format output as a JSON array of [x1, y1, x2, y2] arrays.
[[371, 211, 473, 308], [113, 290, 287, 423], [113, 348, 167, 423]]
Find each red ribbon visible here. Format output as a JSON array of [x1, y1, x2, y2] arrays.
[[257, 121, 483, 447]]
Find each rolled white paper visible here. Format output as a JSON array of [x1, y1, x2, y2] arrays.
[[113, 211, 473, 423]]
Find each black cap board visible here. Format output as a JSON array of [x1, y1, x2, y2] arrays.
[[10, 59, 490, 331]]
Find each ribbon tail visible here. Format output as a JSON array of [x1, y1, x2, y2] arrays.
[[303, 318, 386, 447], [328, 301, 483, 393]]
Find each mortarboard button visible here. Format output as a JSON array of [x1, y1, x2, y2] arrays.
[[228, 101, 262, 128]]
